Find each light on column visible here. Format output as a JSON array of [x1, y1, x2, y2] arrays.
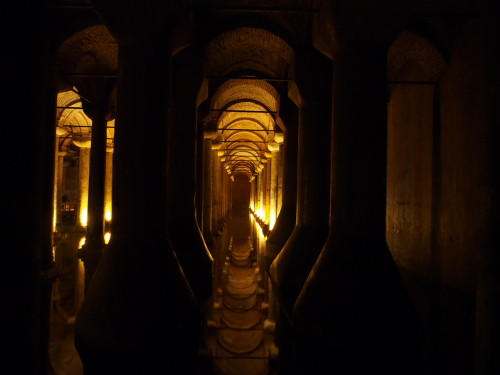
[[80, 208, 88, 227]]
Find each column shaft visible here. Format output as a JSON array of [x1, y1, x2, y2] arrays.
[[104, 148, 113, 223], [269, 49, 332, 318], [168, 47, 214, 305], [264, 101, 297, 272], [292, 42, 423, 374], [74, 35, 201, 374], [80, 113, 107, 291], [78, 147, 90, 227]]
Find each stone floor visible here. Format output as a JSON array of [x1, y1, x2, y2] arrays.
[[210, 237, 271, 375]]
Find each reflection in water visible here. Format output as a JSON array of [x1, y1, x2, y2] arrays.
[[49, 232, 84, 375]]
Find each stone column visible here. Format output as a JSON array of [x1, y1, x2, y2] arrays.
[[78, 106, 109, 292], [277, 143, 283, 210], [269, 49, 332, 318], [268, 139, 282, 232], [168, 46, 214, 306], [55, 149, 67, 225], [212, 149, 221, 235], [76, 143, 90, 228], [195, 121, 205, 229], [3, 2, 56, 373], [475, 2, 500, 373], [74, 20, 201, 374], [265, 157, 272, 223], [39, 78, 59, 375], [269, 49, 332, 375], [202, 138, 213, 244], [264, 98, 298, 272], [104, 146, 113, 224], [292, 42, 423, 374]]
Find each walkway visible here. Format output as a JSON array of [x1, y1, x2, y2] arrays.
[[210, 208, 273, 375]]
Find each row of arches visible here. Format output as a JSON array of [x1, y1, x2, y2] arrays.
[[5, 1, 499, 374]]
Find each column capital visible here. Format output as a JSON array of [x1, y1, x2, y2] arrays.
[[73, 139, 91, 148]]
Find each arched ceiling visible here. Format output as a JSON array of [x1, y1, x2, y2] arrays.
[[56, 24, 117, 91], [56, 89, 115, 151], [204, 26, 295, 78], [52, 4, 309, 181], [204, 28, 293, 180]]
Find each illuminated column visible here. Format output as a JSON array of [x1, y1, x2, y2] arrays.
[[264, 99, 298, 272], [268, 141, 281, 231], [74, 21, 201, 374], [202, 138, 213, 244], [264, 157, 272, 224], [55, 148, 67, 226], [276, 142, 283, 211], [258, 160, 265, 220], [292, 43, 422, 374], [104, 146, 113, 224], [168, 47, 213, 306], [78, 104, 109, 292], [212, 149, 221, 235], [76, 142, 91, 228], [475, 4, 500, 373]]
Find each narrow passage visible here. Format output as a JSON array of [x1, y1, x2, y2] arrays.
[[210, 208, 271, 375]]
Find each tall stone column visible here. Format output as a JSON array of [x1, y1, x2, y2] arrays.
[[195, 121, 205, 229], [202, 138, 213, 243], [3, 2, 56, 373], [78, 103, 110, 292], [39, 76, 59, 375], [264, 98, 298, 272], [265, 157, 272, 223], [277, 143, 284, 210], [168, 46, 214, 306], [212, 149, 221, 235], [74, 16, 201, 374], [475, 2, 500, 373], [269, 49, 332, 375], [55, 148, 67, 225], [269, 144, 281, 230], [76, 143, 90, 228], [104, 146, 113, 223], [292, 42, 423, 374], [269, 49, 332, 318]]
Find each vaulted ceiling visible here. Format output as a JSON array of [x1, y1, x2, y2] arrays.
[[51, 0, 463, 178]]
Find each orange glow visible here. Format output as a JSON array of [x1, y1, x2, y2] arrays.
[[79, 236, 86, 249], [104, 232, 111, 244], [105, 210, 112, 222], [80, 208, 88, 227]]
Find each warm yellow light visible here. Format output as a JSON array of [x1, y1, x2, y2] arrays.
[[80, 208, 88, 227], [53, 208, 57, 230], [257, 208, 266, 221], [104, 232, 111, 244], [269, 216, 277, 231], [79, 236, 86, 249], [105, 210, 112, 222]]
